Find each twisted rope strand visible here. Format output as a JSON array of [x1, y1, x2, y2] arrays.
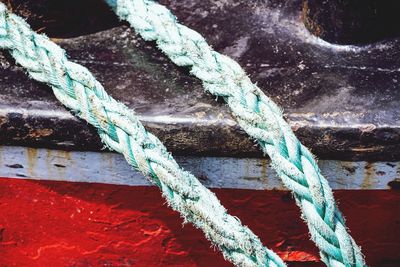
[[106, 0, 366, 266], [0, 4, 286, 267]]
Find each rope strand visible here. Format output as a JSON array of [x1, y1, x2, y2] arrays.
[[105, 1, 366, 266], [0, 3, 286, 267]]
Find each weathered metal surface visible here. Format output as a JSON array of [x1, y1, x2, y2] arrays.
[[1, 146, 398, 190], [0, 0, 399, 161], [1, 178, 399, 266]]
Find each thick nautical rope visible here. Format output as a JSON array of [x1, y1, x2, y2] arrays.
[[105, 1, 365, 266], [0, 4, 286, 267]]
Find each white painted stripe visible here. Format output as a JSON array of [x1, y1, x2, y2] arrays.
[[0, 146, 397, 189]]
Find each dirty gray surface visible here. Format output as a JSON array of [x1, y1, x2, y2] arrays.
[[0, 0, 399, 160]]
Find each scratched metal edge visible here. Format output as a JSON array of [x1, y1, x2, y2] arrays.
[[0, 108, 399, 161], [1, 146, 398, 190]]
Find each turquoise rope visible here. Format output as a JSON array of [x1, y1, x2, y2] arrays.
[[105, 1, 366, 266], [0, 3, 286, 267]]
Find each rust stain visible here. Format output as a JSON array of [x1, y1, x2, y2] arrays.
[[26, 147, 38, 177], [56, 150, 72, 161], [28, 128, 53, 138], [46, 150, 72, 178], [361, 162, 374, 189], [0, 116, 7, 127], [52, 150, 68, 177], [55, 150, 71, 178], [302, 0, 324, 37]]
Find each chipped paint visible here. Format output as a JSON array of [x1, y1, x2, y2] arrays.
[[1, 146, 398, 190]]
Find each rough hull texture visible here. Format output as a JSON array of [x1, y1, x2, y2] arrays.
[[0, 178, 399, 266]]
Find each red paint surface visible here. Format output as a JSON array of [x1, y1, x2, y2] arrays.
[[0, 178, 399, 266]]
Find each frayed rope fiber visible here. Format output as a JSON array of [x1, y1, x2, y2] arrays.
[[0, 3, 287, 267], [105, 1, 366, 266]]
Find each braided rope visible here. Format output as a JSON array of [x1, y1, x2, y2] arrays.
[[0, 3, 286, 267], [106, 0, 366, 266]]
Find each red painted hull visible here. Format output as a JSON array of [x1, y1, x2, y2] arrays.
[[0, 178, 399, 266]]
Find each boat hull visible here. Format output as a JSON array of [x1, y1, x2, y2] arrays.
[[0, 178, 398, 266]]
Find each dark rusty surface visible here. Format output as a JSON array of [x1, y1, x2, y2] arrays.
[[0, 0, 399, 160]]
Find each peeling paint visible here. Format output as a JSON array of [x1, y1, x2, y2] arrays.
[[1, 146, 398, 190]]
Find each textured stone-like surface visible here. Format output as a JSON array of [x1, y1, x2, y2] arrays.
[[0, 0, 399, 160], [0, 178, 399, 266]]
